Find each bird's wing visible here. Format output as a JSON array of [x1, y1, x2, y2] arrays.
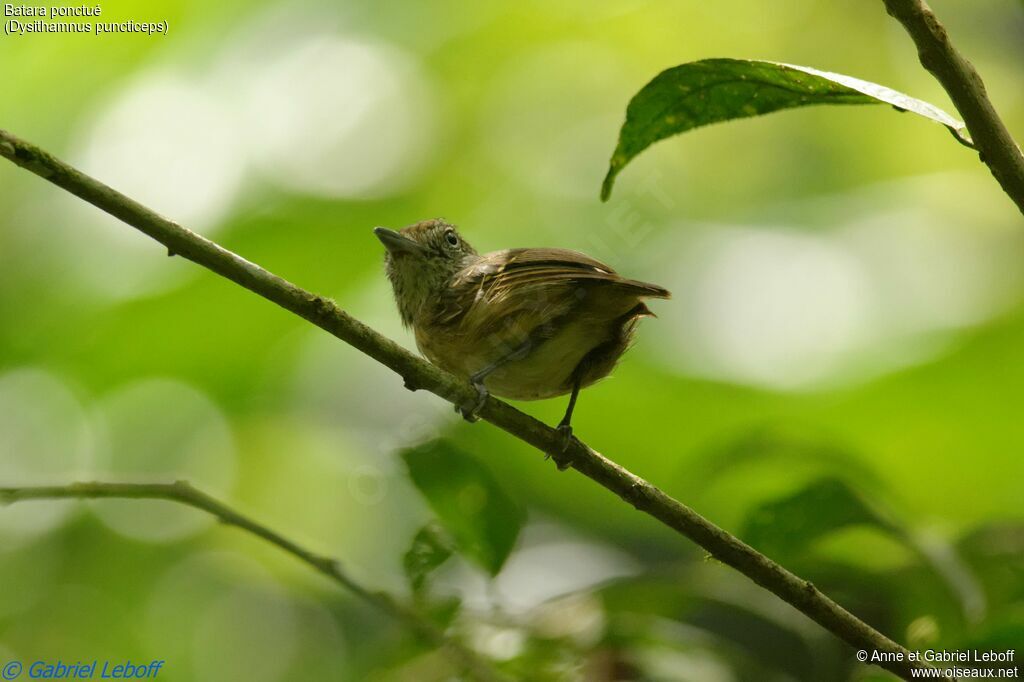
[[461, 248, 669, 302], [430, 248, 669, 343]]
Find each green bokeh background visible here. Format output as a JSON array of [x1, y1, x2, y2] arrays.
[[1, 1, 1022, 680]]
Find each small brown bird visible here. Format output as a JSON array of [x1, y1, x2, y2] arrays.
[[374, 218, 670, 438]]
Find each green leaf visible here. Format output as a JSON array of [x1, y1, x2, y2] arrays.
[[741, 477, 898, 558], [601, 58, 971, 200], [403, 522, 456, 595], [401, 439, 525, 576], [742, 477, 987, 624]]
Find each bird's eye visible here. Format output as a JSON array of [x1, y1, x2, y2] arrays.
[[444, 231, 459, 248]]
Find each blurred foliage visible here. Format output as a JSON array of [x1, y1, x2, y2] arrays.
[[1, 0, 1023, 680], [740, 477, 900, 558], [403, 521, 455, 597], [402, 439, 524, 577]]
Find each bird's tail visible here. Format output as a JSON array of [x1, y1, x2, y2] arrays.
[[619, 278, 671, 299]]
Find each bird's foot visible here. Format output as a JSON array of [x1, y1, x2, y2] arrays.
[[542, 422, 576, 470], [456, 380, 489, 423], [555, 423, 574, 451]]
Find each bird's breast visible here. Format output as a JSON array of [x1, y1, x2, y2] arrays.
[[414, 312, 636, 401]]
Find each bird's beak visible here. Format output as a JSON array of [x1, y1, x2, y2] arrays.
[[374, 227, 425, 255]]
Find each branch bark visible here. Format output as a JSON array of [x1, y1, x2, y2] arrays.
[[882, 0, 1024, 215], [0, 128, 944, 681], [0, 481, 507, 682]]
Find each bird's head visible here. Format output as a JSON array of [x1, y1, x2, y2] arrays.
[[374, 219, 477, 326]]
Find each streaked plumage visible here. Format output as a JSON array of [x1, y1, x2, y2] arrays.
[[375, 219, 669, 428]]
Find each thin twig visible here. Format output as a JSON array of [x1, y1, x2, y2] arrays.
[[0, 128, 944, 681], [0, 481, 507, 682], [883, 0, 1024, 216]]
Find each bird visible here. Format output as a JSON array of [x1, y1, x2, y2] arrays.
[[374, 218, 670, 441]]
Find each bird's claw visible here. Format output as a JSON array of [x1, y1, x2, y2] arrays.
[[543, 423, 576, 470], [555, 423, 574, 451], [456, 381, 489, 422]]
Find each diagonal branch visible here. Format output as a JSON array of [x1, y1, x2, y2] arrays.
[[0, 128, 944, 681], [882, 0, 1024, 215], [0, 481, 507, 682]]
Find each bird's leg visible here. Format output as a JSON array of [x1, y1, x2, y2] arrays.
[[458, 369, 490, 423], [457, 339, 534, 422], [555, 379, 581, 451]]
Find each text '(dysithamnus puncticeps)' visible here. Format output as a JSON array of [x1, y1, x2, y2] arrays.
[[4, 4, 169, 37]]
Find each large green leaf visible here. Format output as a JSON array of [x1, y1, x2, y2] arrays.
[[741, 477, 897, 558], [401, 439, 525, 576], [742, 478, 985, 623], [601, 58, 971, 200]]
